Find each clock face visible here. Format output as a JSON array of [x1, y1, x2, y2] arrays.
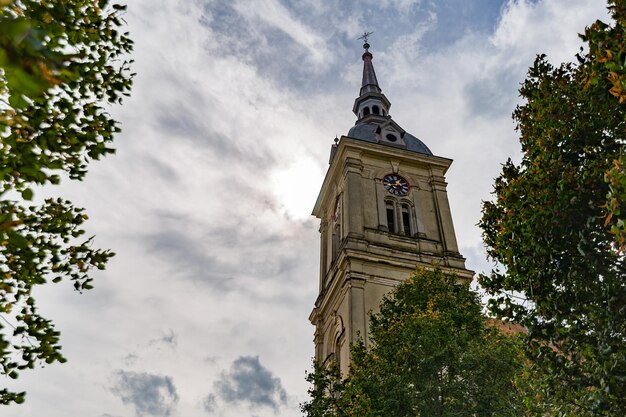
[[383, 174, 409, 196]]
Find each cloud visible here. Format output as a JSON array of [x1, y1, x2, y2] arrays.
[[143, 227, 243, 292], [211, 356, 288, 411], [148, 329, 178, 350], [491, 0, 610, 65], [203, 393, 217, 414], [142, 209, 317, 300], [462, 70, 519, 119], [124, 353, 140, 366], [232, 0, 328, 66], [204, 0, 333, 90], [112, 371, 179, 417]]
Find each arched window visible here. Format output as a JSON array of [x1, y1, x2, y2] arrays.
[[332, 195, 342, 261], [334, 334, 343, 370], [372, 105, 380, 115], [386, 201, 395, 233], [401, 204, 412, 236], [363, 107, 370, 116], [384, 197, 416, 236], [327, 317, 344, 371], [382, 109, 386, 116], [332, 223, 340, 261]]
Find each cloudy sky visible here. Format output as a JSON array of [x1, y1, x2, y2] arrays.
[[0, 0, 612, 416]]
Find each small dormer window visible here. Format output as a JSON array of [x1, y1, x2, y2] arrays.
[[386, 133, 397, 142], [363, 107, 370, 116], [372, 105, 380, 115]]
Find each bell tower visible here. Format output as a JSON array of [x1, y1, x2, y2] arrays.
[[309, 40, 473, 373]]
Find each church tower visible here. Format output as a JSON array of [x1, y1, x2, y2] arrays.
[[309, 40, 473, 374]]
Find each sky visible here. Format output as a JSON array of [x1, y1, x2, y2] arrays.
[[0, 0, 612, 416]]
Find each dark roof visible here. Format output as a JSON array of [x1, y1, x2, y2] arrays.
[[360, 51, 381, 96], [347, 122, 433, 156]]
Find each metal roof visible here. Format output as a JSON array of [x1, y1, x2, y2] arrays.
[[347, 122, 433, 156]]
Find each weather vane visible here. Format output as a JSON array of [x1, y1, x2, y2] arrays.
[[358, 31, 374, 44]]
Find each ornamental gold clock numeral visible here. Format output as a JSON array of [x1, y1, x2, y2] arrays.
[[383, 174, 409, 196]]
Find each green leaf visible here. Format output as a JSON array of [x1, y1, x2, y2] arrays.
[[21, 188, 33, 200], [8, 92, 30, 109]]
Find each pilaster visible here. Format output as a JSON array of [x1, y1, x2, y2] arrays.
[[343, 155, 364, 238]]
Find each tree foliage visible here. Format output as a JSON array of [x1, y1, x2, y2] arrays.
[[0, 0, 133, 404], [302, 268, 526, 417], [584, 1, 626, 251], [480, 2, 626, 415]]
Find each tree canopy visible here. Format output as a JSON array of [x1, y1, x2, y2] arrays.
[[585, 1, 626, 252], [0, 0, 133, 404], [302, 268, 525, 417], [480, 2, 626, 415]]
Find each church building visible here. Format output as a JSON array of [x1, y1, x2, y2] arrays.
[[309, 40, 474, 374]]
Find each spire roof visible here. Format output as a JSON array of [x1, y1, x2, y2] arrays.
[[352, 37, 390, 120], [360, 43, 381, 95]]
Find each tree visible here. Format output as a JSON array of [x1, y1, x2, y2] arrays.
[[302, 268, 526, 417], [480, 3, 626, 415], [583, 1, 626, 252], [0, 0, 133, 404], [604, 158, 626, 251]]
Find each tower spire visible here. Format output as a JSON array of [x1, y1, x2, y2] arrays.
[[352, 33, 390, 121], [358, 32, 381, 95]]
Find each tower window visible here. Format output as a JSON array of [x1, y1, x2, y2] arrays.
[[363, 107, 370, 116], [332, 223, 340, 261], [334, 335, 342, 370], [383, 197, 417, 237], [372, 105, 380, 115], [386, 202, 395, 233], [401, 204, 411, 235]]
